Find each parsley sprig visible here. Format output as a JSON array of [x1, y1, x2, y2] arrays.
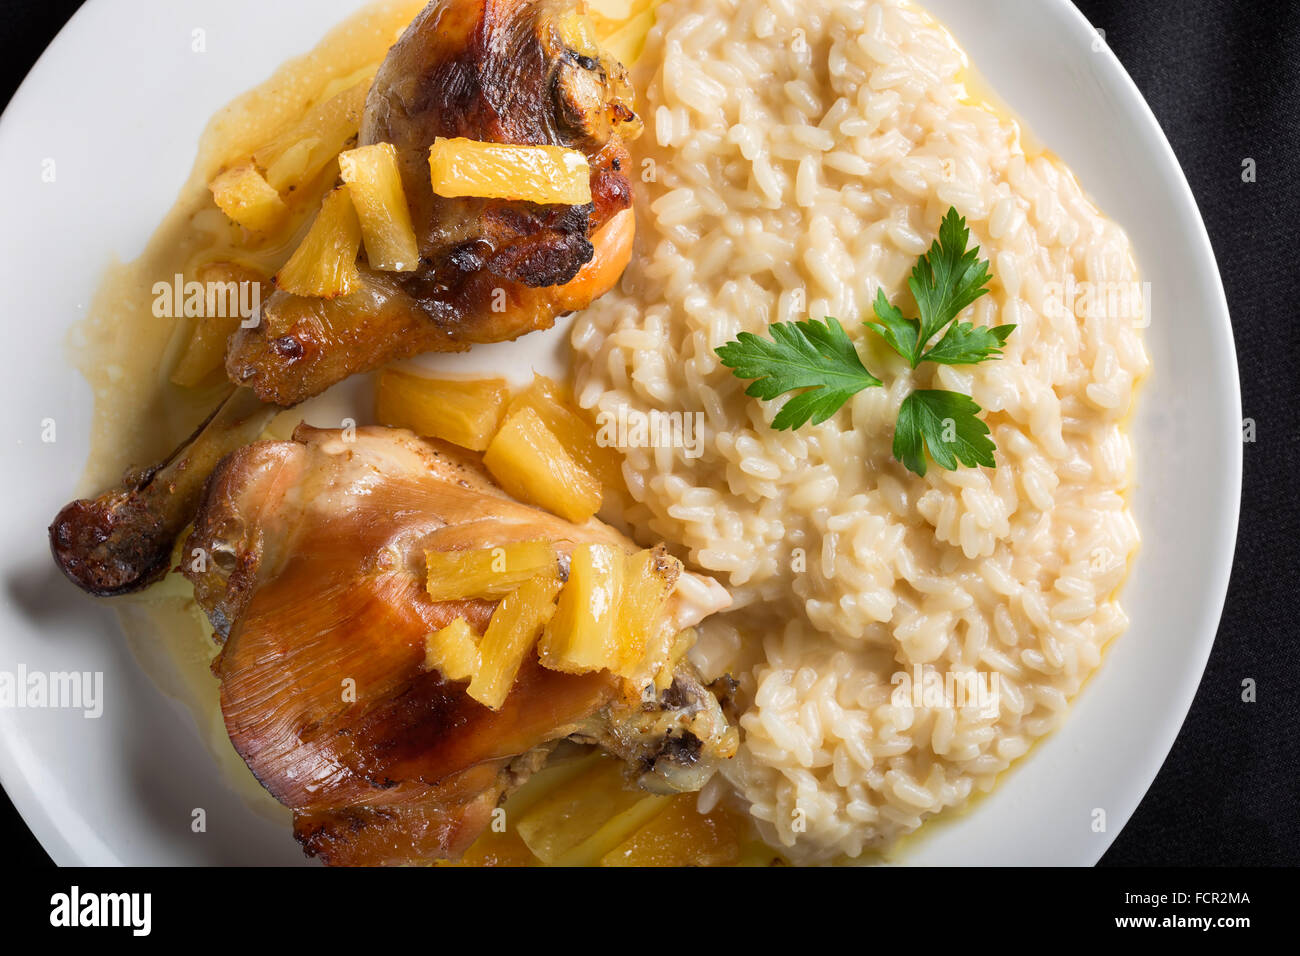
[[715, 317, 881, 431], [715, 207, 1015, 477]]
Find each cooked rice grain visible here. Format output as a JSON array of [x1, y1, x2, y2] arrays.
[[573, 0, 1149, 862]]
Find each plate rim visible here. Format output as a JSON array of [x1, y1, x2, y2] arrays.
[[0, 0, 1242, 866], [1041, 0, 1241, 862]]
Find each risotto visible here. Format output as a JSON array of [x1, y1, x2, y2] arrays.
[[572, 0, 1149, 862]]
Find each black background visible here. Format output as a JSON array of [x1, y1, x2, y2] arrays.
[[0, 0, 1295, 868]]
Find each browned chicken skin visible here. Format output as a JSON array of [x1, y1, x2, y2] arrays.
[[49, 387, 278, 597], [226, 0, 640, 407], [51, 0, 641, 597], [185, 426, 731, 865], [48, 0, 704, 868]]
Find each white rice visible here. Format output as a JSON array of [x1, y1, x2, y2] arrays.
[[573, 0, 1149, 862]]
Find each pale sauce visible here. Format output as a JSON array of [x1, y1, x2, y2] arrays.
[[70, 0, 427, 817]]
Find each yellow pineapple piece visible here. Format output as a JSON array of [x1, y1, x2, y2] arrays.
[[171, 314, 237, 388], [274, 188, 362, 298], [538, 543, 624, 674], [338, 142, 420, 272], [598, 0, 667, 67], [507, 375, 623, 492], [209, 163, 287, 233], [600, 793, 743, 867], [253, 76, 373, 193], [588, 0, 663, 22], [499, 752, 605, 825], [171, 262, 269, 387], [585, 0, 635, 24], [445, 826, 536, 867], [515, 756, 669, 865], [467, 572, 562, 711], [441, 752, 601, 867], [377, 370, 509, 452], [424, 541, 559, 603], [429, 137, 592, 206], [423, 617, 481, 683], [613, 547, 682, 679], [483, 407, 603, 523], [564, 797, 668, 866]]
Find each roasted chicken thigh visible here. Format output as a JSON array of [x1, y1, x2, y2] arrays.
[[227, 0, 640, 407], [52, 0, 641, 597], [185, 425, 732, 865]]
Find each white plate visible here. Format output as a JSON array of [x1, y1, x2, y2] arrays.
[[0, 0, 1239, 866]]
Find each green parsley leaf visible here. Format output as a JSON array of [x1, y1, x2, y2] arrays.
[[909, 207, 994, 349], [921, 321, 1016, 366], [715, 317, 882, 430], [716, 208, 1012, 478], [893, 390, 997, 477], [865, 288, 921, 365]]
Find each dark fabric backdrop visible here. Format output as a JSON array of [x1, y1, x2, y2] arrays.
[[1, 0, 1295, 867]]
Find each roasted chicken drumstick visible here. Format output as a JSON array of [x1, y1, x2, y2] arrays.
[[52, 0, 640, 597], [185, 425, 732, 865], [49, 387, 278, 597], [228, 0, 639, 407]]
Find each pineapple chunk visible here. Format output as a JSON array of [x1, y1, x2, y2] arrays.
[[444, 826, 536, 867], [613, 547, 682, 679], [274, 188, 362, 298], [586, 0, 636, 22], [423, 617, 481, 682], [508, 375, 623, 492], [538, 543, 624, 674], [441, 753, 601, 867], [171, 314, 237, 388], [588, 0, 664, 21], [424, 541, 559, 602], [600, 793, 743, 867], [515, 756, 669, 865], [171, 262, 269, 388], [209, 163, 286, 233], [429, 137, 592, 206], [253, 77, 372, 193], [484, 407, 603, 523], [598, 0, 667, 67], [467, 572, 562, 711], [338, 142, 420, 272], [377, 370, 509, 452]]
